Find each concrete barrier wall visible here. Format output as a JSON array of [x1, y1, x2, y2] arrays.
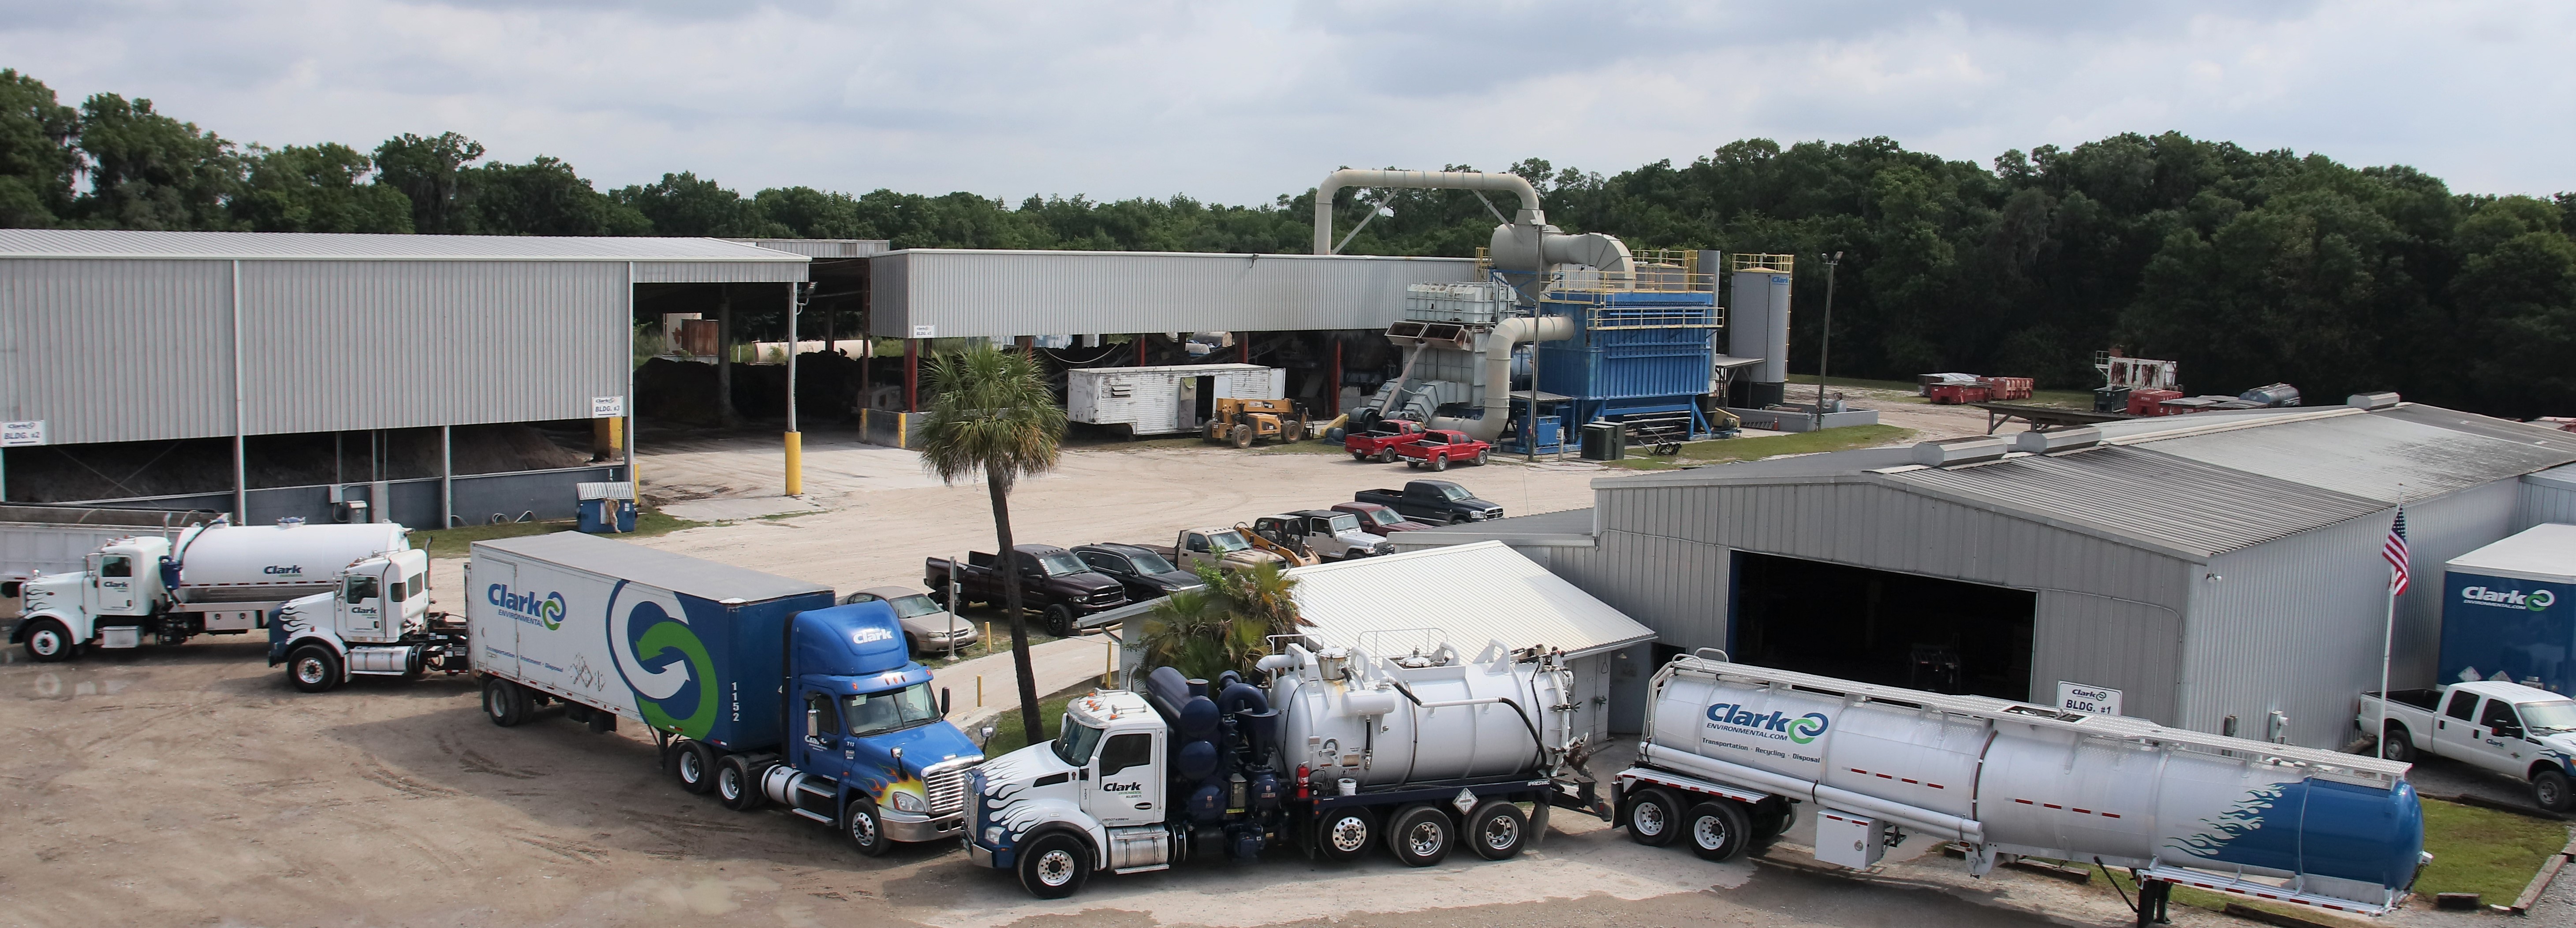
[[861, 410, 925, 450], [70, 465, 623, 529]]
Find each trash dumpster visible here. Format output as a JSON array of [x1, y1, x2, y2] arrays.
[[576, 482, 637, 533]]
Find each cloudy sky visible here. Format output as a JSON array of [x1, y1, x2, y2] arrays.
[[5, 0, 2571, 203]]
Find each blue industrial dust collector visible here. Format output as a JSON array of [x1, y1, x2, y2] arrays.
[[1532, 249, 1727, 443]]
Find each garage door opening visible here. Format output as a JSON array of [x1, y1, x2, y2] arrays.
[[1731, 552, 2035, 701]]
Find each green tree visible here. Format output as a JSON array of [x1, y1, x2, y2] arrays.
[[915, 345, 1068, 742], [613, 171, 784, 236], [232, 142, 414, 232], [464, 156, 650, 235], [0, 69, 78, 227], [372, 131, 485, 234], [73, 93, 240, 230], [1141, 563, 1312, 680]]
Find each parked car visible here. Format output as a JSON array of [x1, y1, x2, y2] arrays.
[[1344, 417, 1427, 462], [1394, 429, 1491, 471], [1253, 510, 1393, 561], [1142, 527, 1286, 575], [2358, 680, 2576, 811], [1331, 501, 1434, 537], [923, 545, 1129, 637], [1353, 480, 1505, 525], [840, 585, 981, 655], [1071, 543, 1206, 602]]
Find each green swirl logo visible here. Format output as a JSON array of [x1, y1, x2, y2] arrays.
[[632, 619, 719, 738], [1788, 713, 1830, 744], [2532, 590, 2557, 612]]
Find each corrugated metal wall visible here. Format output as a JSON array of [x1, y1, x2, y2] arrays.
[[2520, 467, 2576, 528], [2187, 513, 2393, 748], [2395, 482, 2522, 684], [240, 261, 629, 433], [634, 261, 806, 283], [1, 260, 235, 444], [869, 250, 1479, 338]]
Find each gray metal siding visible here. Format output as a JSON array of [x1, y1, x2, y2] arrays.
[[239, 261, 629, 434], [0, 259, 235, 444], [2520, 466, 2576, 529], [869, 250, 1479, 338], [2032, 588, 2184, 726], [2187, 514, 2396, 748], [634, 261, 807, 283], [2391, 481, 2522, 684]]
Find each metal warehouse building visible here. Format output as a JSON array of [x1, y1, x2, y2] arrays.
[[0, 229, 809, 525], [1394, 399, 2576, 747]]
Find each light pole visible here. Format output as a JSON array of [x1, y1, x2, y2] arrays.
[[1814, 251, 1843, 430]]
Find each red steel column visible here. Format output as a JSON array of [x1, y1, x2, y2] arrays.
[[1238, 332, 1250, 364], [1137, 336, 1147, 367]]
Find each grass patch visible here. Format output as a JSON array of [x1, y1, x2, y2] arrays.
[[413, 507, 703, 558], [1602, 424, 1916, 471], [978, 680, 1103, 755], [2415, 797, 2569, 902]]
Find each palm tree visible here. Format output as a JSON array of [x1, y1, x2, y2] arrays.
[[917, 344, 1067, 743], [1142, 563, 1313, 680]]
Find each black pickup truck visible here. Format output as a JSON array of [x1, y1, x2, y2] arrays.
[[1351, 479, 1504, 525], [923, 544, 1128, 637]]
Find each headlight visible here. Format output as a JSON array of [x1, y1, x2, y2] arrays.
[[891, 791, 927, 813], [984, 826, 1005, 845]]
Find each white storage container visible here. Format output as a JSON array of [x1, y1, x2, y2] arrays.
[[1066, 363, 1285, 436]]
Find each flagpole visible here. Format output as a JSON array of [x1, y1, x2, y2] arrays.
[[2377, 571, 2397, 755]]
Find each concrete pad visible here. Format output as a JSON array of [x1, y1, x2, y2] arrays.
[[654, 495, 822, 522]]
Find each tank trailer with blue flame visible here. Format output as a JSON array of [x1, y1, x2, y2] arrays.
[[964, 641, 1608, 898], [1617, 654, 2426, 925], [461, 532, 984, 856]]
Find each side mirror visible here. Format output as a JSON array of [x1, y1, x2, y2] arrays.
[[978, 724, 997, 747], [941, 686, 952, 716]]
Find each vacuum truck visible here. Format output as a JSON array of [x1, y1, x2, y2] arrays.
[[964, 640, 1609, 898], [1616, 653, 2425, 924], [466, 532, 985, 855], [12, 518, 414, 663]]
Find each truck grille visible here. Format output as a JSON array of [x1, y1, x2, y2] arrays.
[[925, 759, 980, 815]]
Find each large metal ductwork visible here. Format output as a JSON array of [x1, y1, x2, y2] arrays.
[[1314, 170, 1544, 255], [1428, 314, 1575, 441]]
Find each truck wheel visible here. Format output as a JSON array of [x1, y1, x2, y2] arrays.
[[1043, 604, 1075, 638], [1232, 425, 1253, 448], [1314, 807, 1376, 863], [1624, 787, 1681, 846], [1376, 448, 1394, 463], [1429, 455, 1449, 472], [1386, 804, 1452, 867], [846, 798, 892, 857], [1683, 801, 1751, 861], [2536, 768, 2575, 813], [1017, 831, 1090, 898], [287, 644, 341, 693], [1474, 449, 1490, 466], [1351, 450, 1369, 462], [2379, 723, 2414, 762], [22, 619, 77, 662], [668, 740, 718, 794], [1466, 801, 1527, 860], [482, 677, 528, 727], [717, 755, 768, 811]]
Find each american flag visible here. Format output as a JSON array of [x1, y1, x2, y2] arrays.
[[2383, 508, 2411, 595]]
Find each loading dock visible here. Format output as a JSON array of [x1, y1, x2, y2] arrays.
[[1730, 551, 2034, 700]]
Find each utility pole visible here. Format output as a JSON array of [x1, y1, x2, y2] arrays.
[[785, 282, 804, 497], [1815, 251, 1843, 431]]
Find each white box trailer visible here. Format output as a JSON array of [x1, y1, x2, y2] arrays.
[[1066, 364, 1284, 436]]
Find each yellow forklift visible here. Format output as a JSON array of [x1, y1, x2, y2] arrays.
[[1201, 398, 1307, 448]]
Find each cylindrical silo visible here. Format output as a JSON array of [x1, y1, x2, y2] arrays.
[[1728, 263, 1793, 407]]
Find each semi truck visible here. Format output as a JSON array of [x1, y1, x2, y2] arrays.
[[13, 518, 413, 663], [266, 545, 448, 691], [467, 532, 984, 855], [1618, 654, 2425, 924], [2357, 680, 2576, 811], [963, 640, 1608, 898]]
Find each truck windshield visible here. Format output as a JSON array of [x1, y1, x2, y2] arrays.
[[1127, 551, 1177, 574], [1353, 507, 1399, 527], [1206, 530, 1251, 553], [1322, 514, 1362, 534], [1053, 718, 1105, 765], [1034, 553, 1088, 577], [2522, 700, 2576, 733], [845, 682, 941, 737], [1437, 484, 1470, 501], [886, 594, 943, 619]]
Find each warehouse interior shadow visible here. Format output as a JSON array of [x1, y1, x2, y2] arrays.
[[1732, 552, 2035, 701]]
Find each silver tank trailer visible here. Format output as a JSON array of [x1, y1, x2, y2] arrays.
[[1267, 642, 1575, 788]]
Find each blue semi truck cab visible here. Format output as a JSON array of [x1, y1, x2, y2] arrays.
[[743, 601, 986, 851]]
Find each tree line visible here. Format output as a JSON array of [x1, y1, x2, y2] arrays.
[[5, 68, 2571, 416]]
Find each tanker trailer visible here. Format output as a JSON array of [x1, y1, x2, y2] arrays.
[[1615, 653, 2425, 924], [14, 517, 413, 662], [963, 641, 1615, 898]]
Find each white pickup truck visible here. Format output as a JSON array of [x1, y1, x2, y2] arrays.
[[2358, 680, 2576, 812]]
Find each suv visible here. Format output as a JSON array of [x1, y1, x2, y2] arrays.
[[1072, 544, 1207, 602], [1272, 510, 1395, 561]]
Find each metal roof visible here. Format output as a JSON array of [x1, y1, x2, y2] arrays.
[[2445, 522, 2576, 584], [869, 248, 1479, 338], [2131, 408, 2576, 503], [2531, 462, 2576, 491], [720, 238, 889, 259], [1383, 507, 1597, 549], [473, 532, 831, 603], [0, 228, 809, 263], [2370, 404, 2576, 456], [1881, 445, 2389, 559], [1286, 540, 1656, 658]]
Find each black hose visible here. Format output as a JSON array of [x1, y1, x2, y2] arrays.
[[2097, 858, 2138, 914], [1387, 678, 1549, 770]]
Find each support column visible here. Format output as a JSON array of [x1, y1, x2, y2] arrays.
[[624, 261, 638, 489], [716, 284, 738, 429], [230, 260, 246, 522], [440, 425, 453, 528], [1136, 336, 1147, 367], [784, 282, 803, 497], [1330, 339, 1343, 416], [904, 338, 920, 411], [1238, 332, 1250, 364]]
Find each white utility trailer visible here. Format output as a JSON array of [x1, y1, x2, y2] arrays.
[[1066, 363, 1284, 436]]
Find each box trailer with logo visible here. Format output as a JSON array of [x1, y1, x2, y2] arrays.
[[2438, 522, 2576, 695], [1066, 364, 1284, 436], [466, 533, 985, 855]]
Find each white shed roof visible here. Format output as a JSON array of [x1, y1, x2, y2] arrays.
[[2447, 522, 2576, 584], [1286, 540, 1655, 659]]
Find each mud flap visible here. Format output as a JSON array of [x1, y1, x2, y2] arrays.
[[1530, 799, 1550, 849]]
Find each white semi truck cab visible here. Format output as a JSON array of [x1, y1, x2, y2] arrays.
[[266, 546, 457, 691], [13, 519, 412, 663]]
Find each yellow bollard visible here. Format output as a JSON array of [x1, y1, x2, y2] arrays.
[[1103, 642, 1114, 687], [782, 431, 803, 496], [975, 675, 983, 707], [985, 622, 993, 655]]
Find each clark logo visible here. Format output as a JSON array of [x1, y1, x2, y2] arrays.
[[1707, 702, 1833, 744], [488, 584, 569, 630], [2462, 585, 2558, 612]]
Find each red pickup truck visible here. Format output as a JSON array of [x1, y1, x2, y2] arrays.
[[1395, 429, 1491, 471], [1344, 418, 1427, 462]]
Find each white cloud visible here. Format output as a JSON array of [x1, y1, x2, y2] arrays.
[[2, 0, 2569, 203]]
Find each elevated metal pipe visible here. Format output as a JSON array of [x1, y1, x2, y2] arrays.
[[1428, 314, 1575, 442], [1315, 169, 1544, 255]]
